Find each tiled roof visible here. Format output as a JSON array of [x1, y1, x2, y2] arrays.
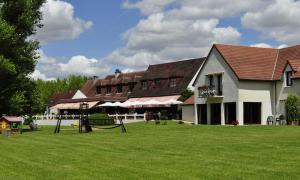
[[293, 71, 300, 79], [274, 45, 300, 80], [182, 95, 194, 105], [0, 116, 22, 122], [56, 96, 127, 104], [214, 44, 300, 80], [129, 58, 205, 98], [48, 90, 76, 107]]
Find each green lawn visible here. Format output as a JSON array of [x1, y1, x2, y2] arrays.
[[0, 122, 300, 180]]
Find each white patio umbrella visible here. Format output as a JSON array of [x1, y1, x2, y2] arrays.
[[112, 102, 122, 107], [98, 102, 114, 107], [120, 100, 143, 108]]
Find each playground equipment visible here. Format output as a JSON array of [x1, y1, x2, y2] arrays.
[[54, 103, 126, 134]]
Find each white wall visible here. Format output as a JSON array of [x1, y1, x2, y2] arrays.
[[182, 105, 194, 123], [239, 81, 274, 125], [194, 47, 239, 105], [72, 90, 87, 99]]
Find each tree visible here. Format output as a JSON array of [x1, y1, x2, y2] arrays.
[[178, 88, 194, 102], [33, 75, 90, 114], [286, 93, 300, 123], [0, 0, 45, 115]]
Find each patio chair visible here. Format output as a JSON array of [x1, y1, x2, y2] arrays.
[[276, 115, 286, 125], [267, 116, 275, 125]]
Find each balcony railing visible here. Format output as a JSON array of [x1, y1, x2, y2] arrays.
[[198, 85, 222, 98]]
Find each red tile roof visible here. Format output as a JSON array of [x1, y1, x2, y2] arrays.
[[48, 90, 77, 107], [214, 44, 300, 80], [292, 71, 300, 79], [0, 116, 22, 122], [182, 95, 194, 105]]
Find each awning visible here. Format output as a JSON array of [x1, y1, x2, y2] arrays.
[[122, 95, 181, 108], [50, 101, 99, 110]]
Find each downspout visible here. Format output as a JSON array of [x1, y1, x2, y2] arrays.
[[274, 81, 277, 116]]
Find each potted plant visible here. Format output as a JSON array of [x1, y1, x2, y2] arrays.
[[232, 120, 239, 126]]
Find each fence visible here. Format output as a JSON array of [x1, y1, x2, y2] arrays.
[[108, 113, 146, 121], [32, 113, 146, 121]]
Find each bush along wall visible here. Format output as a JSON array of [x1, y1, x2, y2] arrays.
[[286, 93, 300, 125], [88, 113, 114, 126]]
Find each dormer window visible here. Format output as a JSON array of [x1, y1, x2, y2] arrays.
[[170, 78, 176, 87], [142, 81, 147, 90], [129, 83, 135, 92], [286, 71, 293, 86], [96, 86, 101, 94], [106, 86, 112, 94], [117, 84, 123, 93]]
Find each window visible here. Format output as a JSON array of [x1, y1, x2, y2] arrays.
[[217, 74, 222, 95], [117, 85, 123, 93], [208, 75, 214, 86], [155, 79, 161, 86], [129, 83, 135, 92], [170, 78, 176, 87], [106, 86, 112, 94], [96, 86, 101, 94], [286, 71, 293, 86], [142, 81, 147, 90]]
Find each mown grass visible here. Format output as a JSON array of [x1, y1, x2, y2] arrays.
[[0, 122, 299, 180]]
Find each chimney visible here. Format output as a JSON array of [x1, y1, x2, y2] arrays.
[[115, 69, 122, 78]]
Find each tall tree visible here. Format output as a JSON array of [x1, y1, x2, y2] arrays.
[[0, 0, 45, 115]]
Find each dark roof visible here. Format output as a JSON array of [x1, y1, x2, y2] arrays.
[[182, 95, 194, 105], [129, 58, 205, 98], [213, 44, 300, 81], [51, 71, 146, 106], [56, 95, 127, 104], [48, 90, 76, 107], [79, 71, 145, 98]]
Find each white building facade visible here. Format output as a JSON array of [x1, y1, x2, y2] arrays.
[[193, 44, 300, 125]]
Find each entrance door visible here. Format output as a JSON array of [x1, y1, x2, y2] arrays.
[[210, 103, 221, 125], [225, 103, 236, 124], [244, 102, 261, 124], [197, 104, 207, 124]]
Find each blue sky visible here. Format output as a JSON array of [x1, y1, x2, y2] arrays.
[[33, 0, 300, 80], [41, 0, 140, 58]]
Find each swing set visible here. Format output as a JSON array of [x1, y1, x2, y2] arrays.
[[54, 103, 126, 134]]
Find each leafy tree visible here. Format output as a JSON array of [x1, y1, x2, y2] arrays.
[[178, 88, 194, 102], [33, 75, 90, 113], [0, 0, 45, 115], [286, 93, 300, 123]]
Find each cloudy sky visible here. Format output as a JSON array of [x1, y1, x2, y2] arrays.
[[32, 0, 300, 80]]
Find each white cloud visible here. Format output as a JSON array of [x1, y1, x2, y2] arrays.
[[34, 0, 93, 44], [250, 43, 273, 48], [30, 69, 56, 81], [35, 50, 111, 79], [242, 0, 300, 44], [123, 0, 175, 15], [104, 1, 243, 70], [59, 56, 110, 76]]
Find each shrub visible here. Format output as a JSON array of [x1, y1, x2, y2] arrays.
[[178, 120, 184, 124], [23, 116, 33, 125], [286, 93, 300, 123], [89, 113, 114, 126], [161, 120, 167, 125]]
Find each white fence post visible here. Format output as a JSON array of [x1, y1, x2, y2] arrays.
[[143, 113, 146, 120]]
